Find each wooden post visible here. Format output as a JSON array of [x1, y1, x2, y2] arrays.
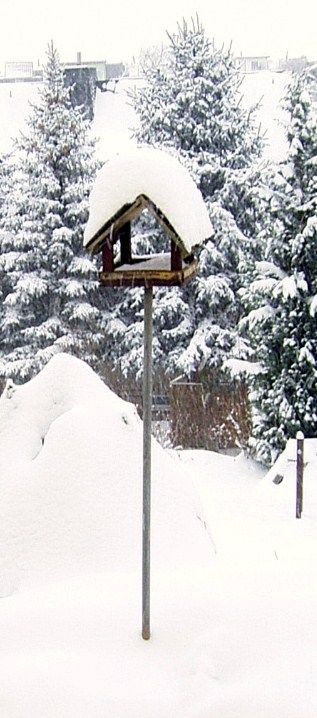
[[102, 239, 114, 272], [119, 222, 132, 265], [142, 286, 153, 639], [171, 240, 182, 271], [296, 431, 304, 519]]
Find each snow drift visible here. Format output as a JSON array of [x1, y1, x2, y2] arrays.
[[1, 355, 317, 718], [0, 353, 212, 595]]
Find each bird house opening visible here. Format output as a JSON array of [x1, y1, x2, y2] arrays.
[[102, 226, 184, 272], [97, 196, 197, 288]]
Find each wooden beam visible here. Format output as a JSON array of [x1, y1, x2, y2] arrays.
[[99, 259, 197, 288], [102, 240, 114, 272], [119, 222, 132, 265], [85, 194, 189, 258], [171, 240, 182, 271], [86, 197, 146, 254]]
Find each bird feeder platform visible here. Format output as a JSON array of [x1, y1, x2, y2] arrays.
[[83, 147, 213, 641], [86, 193, 197, 288], [83, 148, 213, 289]]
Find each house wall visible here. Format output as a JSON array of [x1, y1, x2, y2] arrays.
[[235, 56, 270, 72], [5, 61, 34, 79]]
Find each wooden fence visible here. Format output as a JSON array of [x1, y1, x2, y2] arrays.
[[169, 379, 251, 451], [90, 365, 251, 452]]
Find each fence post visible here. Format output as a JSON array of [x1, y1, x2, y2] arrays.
[[296, 431, 304, 519]]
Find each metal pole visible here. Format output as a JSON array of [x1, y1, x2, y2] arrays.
[[142, 286, 153, 639], [296, 431, 304, 519]]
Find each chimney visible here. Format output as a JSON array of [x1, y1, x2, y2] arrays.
[[77, 52, 82, 65]]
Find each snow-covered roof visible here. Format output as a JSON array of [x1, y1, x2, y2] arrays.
[[83, 147, 213, 256]]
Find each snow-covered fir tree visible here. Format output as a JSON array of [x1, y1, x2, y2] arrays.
[[241, 69, 317, 464], [0, 153, 10, 216], [132, 17, 264, 234], [0, 152, 16, 308], [0, 43, 111, 381], [110, 17, 266, 383]]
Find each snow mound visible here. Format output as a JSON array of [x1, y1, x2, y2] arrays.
[[0, 353, 212, 595], [0, 353, 123, 464], [1, 366, 317, 717]]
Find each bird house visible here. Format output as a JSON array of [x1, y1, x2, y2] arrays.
[[83, 147, 213, 642], [83, 148, 213, 288]]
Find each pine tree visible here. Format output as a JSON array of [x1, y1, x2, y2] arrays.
[[132, 16, 264, 231], [0, 43, 111, 382], [111, 17, 265, 383], [0, 153, 16, 305], [241, 69, 317, 464]]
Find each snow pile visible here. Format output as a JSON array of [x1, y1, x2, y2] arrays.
[[0, 353, 211, 594], [83, 147, 213, 254], [1, 355, 317, 717]]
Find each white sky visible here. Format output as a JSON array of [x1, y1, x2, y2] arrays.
[[0, 0, 316, 72]]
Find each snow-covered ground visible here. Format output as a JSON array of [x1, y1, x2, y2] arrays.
[[0, 81, 40, 156], [0, 71, 290, 161], [242, 70, 290, 160], [0, 353, 317, 717]]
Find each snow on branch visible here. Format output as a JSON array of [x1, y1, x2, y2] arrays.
[[223, 358, 262, 378]]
